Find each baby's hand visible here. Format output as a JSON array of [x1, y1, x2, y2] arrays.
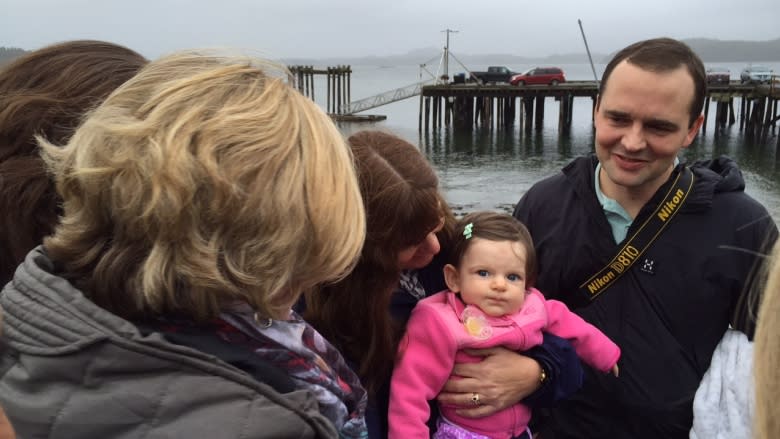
[[611, 364, 619, 377]]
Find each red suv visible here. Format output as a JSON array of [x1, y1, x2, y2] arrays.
[[510, 67, 566, 86]]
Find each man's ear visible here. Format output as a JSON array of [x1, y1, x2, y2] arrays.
[[443, 264, 461, 292], [593, 95, 601, 119], [682, 114, 705, 148]]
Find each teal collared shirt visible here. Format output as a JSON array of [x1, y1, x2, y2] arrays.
[[595, 158, 679, 243]]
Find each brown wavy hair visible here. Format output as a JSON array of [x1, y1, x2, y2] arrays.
[[0, 40, 147, 285], [599, 37, 706, 127], [304, 130, 453, 396], [448, 211, 537, 289]]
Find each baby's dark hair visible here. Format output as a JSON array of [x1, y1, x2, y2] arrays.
[[450, 211, 537, 288]]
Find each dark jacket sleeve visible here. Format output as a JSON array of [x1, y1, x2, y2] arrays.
[[522, 332, 585, 407], [515, 182, 586, 407]]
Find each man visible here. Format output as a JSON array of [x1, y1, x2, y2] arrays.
[[513, 37, 778, 438]]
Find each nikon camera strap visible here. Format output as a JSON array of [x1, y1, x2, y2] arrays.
[[578, 166, 695, 302]]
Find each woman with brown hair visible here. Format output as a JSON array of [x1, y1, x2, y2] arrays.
[[0, 40, 148, 286], [0, 52, 366, 438], [0, 39, 147, 439], [306, 130, 450, 373], [304, 130, 581, 438]]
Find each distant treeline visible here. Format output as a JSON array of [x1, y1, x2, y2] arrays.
[[285, 37, 780, 66], [3, 37, 780, 68], [0, 47, 28, 65], [684, 38, 780, 62]]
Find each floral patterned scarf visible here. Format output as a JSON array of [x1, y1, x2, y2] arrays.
[[219, 302, 368, 438]]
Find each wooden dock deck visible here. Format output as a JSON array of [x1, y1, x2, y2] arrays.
[[419, 81, 780, 138]]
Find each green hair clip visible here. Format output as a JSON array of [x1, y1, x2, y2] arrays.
[[463, 222, 473, 239]]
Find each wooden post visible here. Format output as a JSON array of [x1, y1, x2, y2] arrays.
[[535, 96, 545, 129], [424, 97, 431, 132], [341, 67, 346, 114], [445, 97, 451, 127], [418, 93, 424, 132], [558, 94, 568, 130], [309, 67, 315, 102], [702, 96, 711, 133], [518, 98, 524, 130], [568, 95, 574, 126], [326, 68, 332, 113], [524, 97, 534, 132], [486, 97, 493, 129], [763, 97, 773, 129], [436, 97, 440, 129], [336, 67, 342, 115], [729, 99, 736, 125], [438, 97, 444, 129], [506, 98, 513, 128], [500, 98, 505, 128]]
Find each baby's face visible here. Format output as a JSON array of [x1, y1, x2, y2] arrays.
[[453, 238, 527, 317]]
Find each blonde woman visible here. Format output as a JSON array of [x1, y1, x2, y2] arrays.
[[0, 52, 366, 438], [755, 240, 780, 439]]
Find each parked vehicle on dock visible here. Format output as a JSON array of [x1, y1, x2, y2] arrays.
[[510, 67, 566, 86], [468, 66, 517, 84], [740, 65, 772, 84], [706, 67, 730, 85]]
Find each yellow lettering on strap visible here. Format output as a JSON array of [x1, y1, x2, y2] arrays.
[[578, 167, 694, 301]]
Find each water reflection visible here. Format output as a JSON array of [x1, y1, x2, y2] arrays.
[[416, 122, 779, 223]]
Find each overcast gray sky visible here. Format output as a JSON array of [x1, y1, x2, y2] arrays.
[[2, 0, 778, 59]]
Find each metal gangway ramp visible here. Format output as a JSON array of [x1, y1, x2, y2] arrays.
[[340, 46, 476, 115], [341, 79, 436, 115]]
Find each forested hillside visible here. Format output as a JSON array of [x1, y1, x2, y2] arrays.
[[0, 47, 27, 65]]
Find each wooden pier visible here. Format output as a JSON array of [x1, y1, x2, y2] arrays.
[[289, 65, 351, 115], [289, 65, 387, 122], [419, 81, 780, 141]]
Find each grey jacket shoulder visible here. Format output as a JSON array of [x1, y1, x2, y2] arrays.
[[0, 247, 337, 439]]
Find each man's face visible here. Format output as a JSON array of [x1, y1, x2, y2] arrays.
[[594, 60, 703, 200]]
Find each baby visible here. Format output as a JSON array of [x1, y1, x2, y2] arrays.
[[389, 211, 620, 439]]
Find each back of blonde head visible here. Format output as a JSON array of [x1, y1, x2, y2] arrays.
[[755, 240, 780, 439], [42, 52, 365, 320]]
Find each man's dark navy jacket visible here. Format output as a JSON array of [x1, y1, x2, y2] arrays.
[[514, 155, 778, 438]]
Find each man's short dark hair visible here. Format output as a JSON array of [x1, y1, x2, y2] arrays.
[[599, 37, 706, 127]]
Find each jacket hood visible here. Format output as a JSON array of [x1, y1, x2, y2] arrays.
[[1, 246, 142, 355], [690, 155, 745, 194], [1, 246, 219, 366], [683, 155, 746, 212], [563, 154, 747, 214]]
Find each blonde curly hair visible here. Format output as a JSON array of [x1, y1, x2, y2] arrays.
[[41, 52, 365, 321]]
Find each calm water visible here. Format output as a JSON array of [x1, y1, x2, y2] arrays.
[[322, 61, 780, 223]]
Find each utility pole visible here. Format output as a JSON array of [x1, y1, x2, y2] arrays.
[[441, 28, 458, 82], [578, 19, 599, 83]]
